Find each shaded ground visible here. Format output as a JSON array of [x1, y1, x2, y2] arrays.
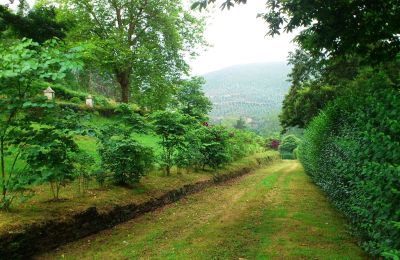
[[37, 160, 365, 259]]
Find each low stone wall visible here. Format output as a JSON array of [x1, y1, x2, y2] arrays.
[[0, 155, 278, 259]]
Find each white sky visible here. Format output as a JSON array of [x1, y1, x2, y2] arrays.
[[189, 1, 297, 75], [1, 0, 297, 75]]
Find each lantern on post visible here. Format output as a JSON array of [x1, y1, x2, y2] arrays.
[[86, 95, 94, 108], [43, 87, 55, 100]]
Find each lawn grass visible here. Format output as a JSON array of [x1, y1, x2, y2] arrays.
[[0, 151, 275, 235], [37, 160, 365, 259]]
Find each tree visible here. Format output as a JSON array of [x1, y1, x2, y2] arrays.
[[194, 0, 400, 62], [193, 0, 400, 130], [0, 4, 67, 42], [174, 77, 212, 120], [151, 111, 186, 175], [234, 117, 246, 130], [58, 0, 206, 103], [72, 151, 96, 196], [196, 125, 232, 169], [99, 138, 154, 186], [25, 122, 79, 200], [0, 38, 81, 208]]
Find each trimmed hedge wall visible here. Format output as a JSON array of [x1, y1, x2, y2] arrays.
[[299, 71, 400, 257]]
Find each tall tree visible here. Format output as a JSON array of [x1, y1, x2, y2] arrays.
[[0, 4, 67, 42], [193, 0, 400, 129], [58, 0, 205, 103]]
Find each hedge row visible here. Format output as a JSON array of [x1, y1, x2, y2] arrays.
[[299, 71, 400, 257]]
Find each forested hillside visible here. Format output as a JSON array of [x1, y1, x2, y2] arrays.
[[202, 62, 291, 134]]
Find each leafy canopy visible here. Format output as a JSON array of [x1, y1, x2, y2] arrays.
[[57, 0, 206, 104]]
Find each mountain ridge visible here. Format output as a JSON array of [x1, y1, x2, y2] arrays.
[[201, 61, 291, 134]]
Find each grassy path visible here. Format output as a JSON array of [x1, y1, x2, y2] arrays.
[[37, 161, 364, 259]]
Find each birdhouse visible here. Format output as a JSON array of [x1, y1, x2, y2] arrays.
[[43, 87, 55, 100], [86, 95, 94, 108]]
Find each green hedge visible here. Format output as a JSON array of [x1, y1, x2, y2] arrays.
[[299, 71, 400, 257]]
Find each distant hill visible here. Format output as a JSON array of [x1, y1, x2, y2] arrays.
[[202, 62, 291, 134]]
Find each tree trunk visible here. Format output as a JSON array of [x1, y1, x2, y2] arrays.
[[116, 70, 130, 103]]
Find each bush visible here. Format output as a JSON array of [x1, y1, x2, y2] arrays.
[[196, 126, 232, 169], [151, 111, 186, 175], [228, 130, 260, 160], [299, 71, 400, 256], [26, 127, 79, 200], [99, 139, 154, 186], [70, 97, 82, 104], [115, 103, 148, 133], [72, 151, 96, 196], [175, 129, 204, 173], [52, 84, 87, 100], [279, 135, 300, 159]]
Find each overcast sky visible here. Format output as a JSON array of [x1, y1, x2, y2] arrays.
[[189, 1, 297, 75], [1, 0, 297, 75]]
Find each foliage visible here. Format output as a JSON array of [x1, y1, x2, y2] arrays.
[[299, 71, 400, 256], [280, 49, 360, 129], [58, 0, 206, 103], [72, 151, 96, 196], [0, 4, 67, 43], [70, 97, 81, 104], [25, 125, 79, 200], [257, 1, 400, 62], [279, 135, 300, 153], [196, 126, 232, 169], [228, 130, 260, 160], [114, 103, 147, 133], [0, 38, 81, 209], [99, 132, 154, 186], [279, 135, 300, 160], [234, 117, 246, 130], [269, 139, 280, 150], [175, 129, 204, 173], [280, 83, 337, 129], [173, 77, 212, 121], [51, 84, 111, 107], [151, 111, 187, 175]]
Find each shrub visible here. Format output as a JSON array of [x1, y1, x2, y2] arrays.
[[99, 138, 154, 186], [151, 111, 186, 175], [115, 103, 148, 133], [52, 84, 87, 100], [70, 97, 82, 104], [279, 135, 300, 159], [72, 151, 96, 196], [196, 126, 232, 169], [26, 127, 79, 200], [299, 71, 400, 256], [228, 130, 260, 160], [270, 139, 280, 150]]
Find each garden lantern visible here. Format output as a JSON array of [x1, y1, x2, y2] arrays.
[[43, 87, 55, 100], [86, 95, 94, 108]]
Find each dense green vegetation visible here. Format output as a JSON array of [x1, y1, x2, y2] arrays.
[[0, 1, 265, 216], [194, 0, 400, 257], [2, 0, 399, 258], [300, 72, 400, 257]]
